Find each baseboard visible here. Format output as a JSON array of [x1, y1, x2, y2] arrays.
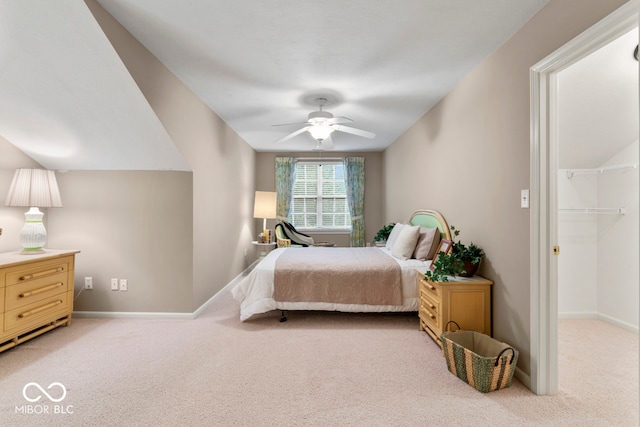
[[559, 311, 638, 333], [73, 311, 194, 320], [191, 259, 259, 318], [597, 313, 639, 333], [73, 259, 260, 320], [514, 367, 531, 391], [558, 311, 598, 320]]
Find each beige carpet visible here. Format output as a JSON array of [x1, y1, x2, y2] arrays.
[[0, 288, 637, 426]]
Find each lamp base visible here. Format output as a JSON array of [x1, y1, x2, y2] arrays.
[[19, 207, 48, 254]]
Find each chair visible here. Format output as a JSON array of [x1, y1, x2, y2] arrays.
[[275, 224, 291, 248], [275, 222, 313, 247]]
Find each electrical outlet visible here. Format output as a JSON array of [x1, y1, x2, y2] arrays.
[[119, 279, 128, 291], [111, 278, 119, 291], [84, 277, 93, 290]]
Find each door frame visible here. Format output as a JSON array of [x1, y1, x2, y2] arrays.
[[529, 1, 638, 395]]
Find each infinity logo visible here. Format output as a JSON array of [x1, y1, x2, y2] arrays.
[[22, 382, 67, 403]]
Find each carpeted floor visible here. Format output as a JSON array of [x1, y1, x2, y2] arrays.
[[0, 287, 637, 426]]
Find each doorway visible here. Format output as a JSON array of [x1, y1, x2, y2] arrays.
[[529, 2, 639, 395]]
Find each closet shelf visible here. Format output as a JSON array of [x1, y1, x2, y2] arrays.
[[558, 207, 626, 215], [566, 162, 638, 179]]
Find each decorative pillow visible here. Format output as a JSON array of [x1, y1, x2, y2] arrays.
[[412, 227, 441, 261], [392, 225, 420, 260], [385, 223, 405, 249]]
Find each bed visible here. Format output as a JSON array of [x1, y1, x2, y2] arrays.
[[232, 209, 451, 321]]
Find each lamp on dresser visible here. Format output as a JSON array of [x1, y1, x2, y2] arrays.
[[5, 168, 63, 254], [253, 191, 276, 242]]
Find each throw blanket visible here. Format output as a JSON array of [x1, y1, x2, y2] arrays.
[[274, 248, 402, 305]]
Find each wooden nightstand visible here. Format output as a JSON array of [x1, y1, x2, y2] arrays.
[[416, 268, 492, 348]]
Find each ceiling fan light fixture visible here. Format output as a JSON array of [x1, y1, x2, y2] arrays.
[[308, 124, 334, 141]]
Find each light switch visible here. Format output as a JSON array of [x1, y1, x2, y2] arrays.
[[521, 189, 529, 208]]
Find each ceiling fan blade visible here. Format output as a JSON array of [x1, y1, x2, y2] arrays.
[[327, 116, 353, 124], [332, 124, 376, 139], [274, 126, 310, 144], [272, 121, 311, 127]]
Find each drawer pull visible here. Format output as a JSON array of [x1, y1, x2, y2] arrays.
[[425, 282, 436, 291], [19, 267, 64, 281], [428, 313, 435, 319], [19, 282, 64, 298], [18, 300, 63, 318]]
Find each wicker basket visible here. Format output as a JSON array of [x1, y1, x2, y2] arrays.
[[440, 324, 518, 393]]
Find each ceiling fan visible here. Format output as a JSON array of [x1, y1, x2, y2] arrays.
[[273, 97, 375, 149]]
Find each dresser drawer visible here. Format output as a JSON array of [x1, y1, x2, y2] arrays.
[[419, 278, 440, 300], [5, 272, 68, 310], [419, 300, 440, 333], [4, 256, 72, 287], [4, 292, 71, 333]]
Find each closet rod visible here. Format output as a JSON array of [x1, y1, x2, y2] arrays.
[[558, 207, 626, 215], [566, 162, 638, 179]]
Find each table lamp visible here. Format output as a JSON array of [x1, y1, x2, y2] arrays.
[[253, 191, 276, 242], [5, 169, 63, 254]]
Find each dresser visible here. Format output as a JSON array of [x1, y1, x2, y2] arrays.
[[417, 269, 492, 348], [0, 250, 79, 353]]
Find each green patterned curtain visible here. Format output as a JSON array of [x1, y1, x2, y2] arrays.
[[275, 157, 296, 221], [344, 157, 365, 247]]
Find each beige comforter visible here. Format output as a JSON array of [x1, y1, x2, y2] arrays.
[[273, 247, 402, 305]]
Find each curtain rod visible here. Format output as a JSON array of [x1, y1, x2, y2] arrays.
[[295, 157, 344, 162]]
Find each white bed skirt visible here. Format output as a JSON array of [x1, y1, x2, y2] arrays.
[[232, 247, 428, 321]]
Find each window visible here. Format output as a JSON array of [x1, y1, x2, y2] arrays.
[[289, 161, 351, 231]]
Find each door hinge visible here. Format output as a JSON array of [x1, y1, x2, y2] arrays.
[[553, 245, 560, 256]]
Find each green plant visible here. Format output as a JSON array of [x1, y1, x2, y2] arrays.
[[450, 225, 484, 265], [424, 250, 464, 282], [424, 225, 484, 282], [374, 223, 396, 242]]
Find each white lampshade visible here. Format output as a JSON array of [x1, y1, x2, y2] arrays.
[[253, 191, 276, 219], [253, 191, 276, 233], [5, 169, 63, 208], [5, 169, 63, 254], [308, 124, 334, 142]]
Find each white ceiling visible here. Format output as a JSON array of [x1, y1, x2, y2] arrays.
[[0, 1, 553, 170]]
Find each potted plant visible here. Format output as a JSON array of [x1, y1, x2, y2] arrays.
[[373, 222, 396, 246], [424, 225, 484, 282]]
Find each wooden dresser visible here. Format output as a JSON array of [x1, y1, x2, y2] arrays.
[[0, 250, 79, 353], [417, 269, 492, 348]]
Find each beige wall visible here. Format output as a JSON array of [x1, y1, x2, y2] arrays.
[[384, 0, 629, 378], [255, 152, 385, 248], [48, 171, 194, 312]]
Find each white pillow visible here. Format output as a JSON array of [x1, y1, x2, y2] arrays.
[[392, 225, 420, 260], [385, 223, 405, 249]]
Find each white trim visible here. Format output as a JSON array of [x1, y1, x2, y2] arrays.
[[529, 1, 638, 396], [73, 259, 261, 320], [73, 310, 195, 320]]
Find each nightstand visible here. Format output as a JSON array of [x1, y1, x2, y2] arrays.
[[416, 268, 492, 348], [252, 241, 276, 258]]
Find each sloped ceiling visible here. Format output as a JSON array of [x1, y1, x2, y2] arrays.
[[558, 27, 639, 169], [0, 1, 189, 171], [1, 1, 565, 170]]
